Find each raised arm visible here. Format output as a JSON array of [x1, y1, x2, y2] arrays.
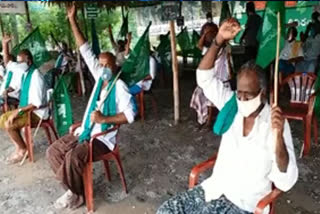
[[197, 31, 207, 51], [67, 3, 86, 48], [197, 18, 241, 109], [199, 18, 241, 70], [2, 34, 12, 66], [108, 24, 117, 50], [124, 32, 132, 56]]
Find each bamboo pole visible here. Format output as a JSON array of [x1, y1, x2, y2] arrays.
[[273, 12, 281, 154], [274, 12, 281, 107], [25, 2, 33, 32], [169, 20, 180, 125]]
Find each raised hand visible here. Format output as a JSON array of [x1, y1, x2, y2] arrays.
[[216, 18, 241, 44], [66, 2, 76, 19], [2, 34, 12, 44]]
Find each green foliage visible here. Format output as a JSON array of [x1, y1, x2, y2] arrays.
[[0, 2, 138, 53]]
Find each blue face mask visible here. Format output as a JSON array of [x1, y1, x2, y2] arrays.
[[101, 67, 112, 81]]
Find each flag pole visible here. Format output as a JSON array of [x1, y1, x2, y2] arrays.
[[274, 12, 281, 107], [169, 20, 180, 125], [274, 11, 283, 155]]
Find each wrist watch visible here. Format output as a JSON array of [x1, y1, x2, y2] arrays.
[[212, 38, 222, 47]]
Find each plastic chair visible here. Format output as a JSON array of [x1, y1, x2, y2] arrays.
[[189, 153, 282, 214], [270, 72, 319, 156], [136, 75, 157, 121], [24, 105, 59, 162], [69, 123, 127, 213]]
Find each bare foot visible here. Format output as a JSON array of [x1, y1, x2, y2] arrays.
[[5, 150, 26, 165]]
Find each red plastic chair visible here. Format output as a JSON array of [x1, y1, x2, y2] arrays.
[[189, 153, 282, 214], [24, 105, 59, 162], [69, 123, 127, 213], [135, 75, 157, 121], [270, 72, 319, 156]]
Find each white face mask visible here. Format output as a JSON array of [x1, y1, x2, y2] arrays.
[[236, 92, 262, 117], [207, 18, 212, 23]]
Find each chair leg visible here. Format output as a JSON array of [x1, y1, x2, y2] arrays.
[[83, 161, 94, 213], [139, 92, 145, 122], [150, 93, 158, 118], [113, 154, 128, 194], [103, 160, 111, 181], [303, 120, 311, 156], [313, 116, 318, 145], [49, 120, 59, 140], [43, 126, 53, 145]]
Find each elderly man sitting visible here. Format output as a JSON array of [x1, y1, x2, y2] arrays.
[[157, 18, 298, 214], [46, 4, 136, 210], [0, 35, 48, 164]]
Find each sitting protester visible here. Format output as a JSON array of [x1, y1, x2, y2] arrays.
[[279, 26, 304, 75], [0, 44, 24, 107], [157, 18, 298, 214], [0, 34, 49, 164], [128, 55, 157, 96], [46, 5, 136, 210], [296, 12, 320, 73], [108, 24, 131, 67]]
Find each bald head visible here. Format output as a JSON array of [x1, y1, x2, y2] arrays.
[[98, 52, 117, 73]]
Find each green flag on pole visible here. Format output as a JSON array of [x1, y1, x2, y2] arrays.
[[118, 10, 129, 39], [219, 1, 232, 26], [256, 1, 286, 68], [52, 77, 73, 137], [190, 30, 202, 64], [91, 19, 100, 57], [11, 27, 51, 68], [176, 27, 191, 57], [121, 22, 152, 87], [156, 32, 172, 73]]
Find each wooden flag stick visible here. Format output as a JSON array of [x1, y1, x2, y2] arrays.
[[169, 20, 180, 125], [273, 12, 281, 153], [274, 12, 281, 106]]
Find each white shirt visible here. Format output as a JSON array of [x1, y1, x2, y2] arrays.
[[0, 61, 27, 99], [79, 42, 136, 150], [197, 67, 298, 214], [136, 56, 157, 91], [280, 40, 304, 60], [21, 67, 49, 119]]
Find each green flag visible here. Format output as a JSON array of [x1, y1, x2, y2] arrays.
[[190, 30, 202, 64], [220, 1, 232, 26], [11, 27, 51, 68], [156, 32, 172, 73], [118, 11, 129, 39], [176, 27, 191, 57], [256, 1, 286, 68], [121, 22, 152, 87], [91, 19, 100, 57], [52, 77, 73, 137]]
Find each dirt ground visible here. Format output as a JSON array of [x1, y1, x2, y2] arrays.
[[1, 66, 320, 214]]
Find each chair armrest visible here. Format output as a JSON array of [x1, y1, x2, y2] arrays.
[[89, 125, 120, 143], [188, 153, 218, 189], [69, 122, 82, 134], [254, 188, 282, 214]]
